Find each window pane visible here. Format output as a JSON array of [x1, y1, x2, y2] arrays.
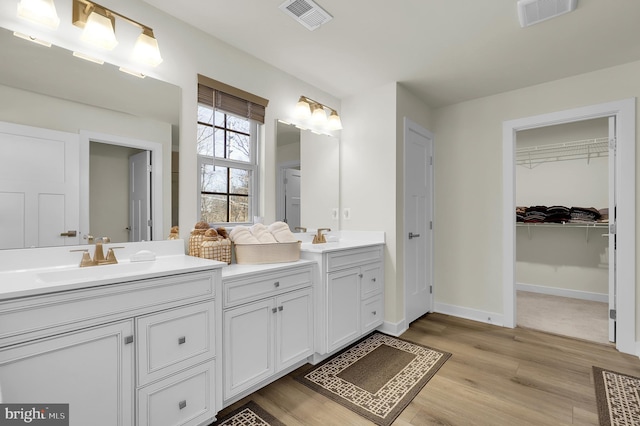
[[201, 164, 228, 193], [227, 115, 250, 133], [214, 128, 226, 158], [197, 124, 214, 156], [230, 195, 249, 223], [230, 168, 250, 195], [214, 110, 225, 127], [201, 194, 227, 223], [228, 132, 251, 162], [198, 105, 213, 125]]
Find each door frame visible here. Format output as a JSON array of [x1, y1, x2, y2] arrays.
[[502, 98, 636, 355], [403, 117, 435, 325], [79, 130, 164, 243]]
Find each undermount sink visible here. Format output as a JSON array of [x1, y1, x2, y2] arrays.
[[36, 262, 155, 284]]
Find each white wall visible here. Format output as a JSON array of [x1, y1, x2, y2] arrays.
[[433, 60, 640, 333]]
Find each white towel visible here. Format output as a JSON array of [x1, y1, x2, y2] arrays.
[[267, 221, 298, 243], [250, 223, 277, 243], [229, 226, 260, 244]]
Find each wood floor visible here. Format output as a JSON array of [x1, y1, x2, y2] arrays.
[[218, 313, 640, 425]]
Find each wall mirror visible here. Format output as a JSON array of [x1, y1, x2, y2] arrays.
[[0, 26, 180, 249], [275, 120, 340, 232]]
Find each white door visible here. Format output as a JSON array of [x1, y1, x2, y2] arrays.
[[284, 168, 301, 229], [404, 118, 434, 325], [608, 116, 617, 342], [0, 122, 79, 249], [129, 151, 151, 242]]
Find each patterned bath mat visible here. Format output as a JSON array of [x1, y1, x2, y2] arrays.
[[210, 401, 285, 426], [294, 332, 451, 426], [593, 366, 640, 425]]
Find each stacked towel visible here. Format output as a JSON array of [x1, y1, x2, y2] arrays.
[[250, 223, 278, 243], [268, 221, 298, 243], [229, 226, 260, 244]]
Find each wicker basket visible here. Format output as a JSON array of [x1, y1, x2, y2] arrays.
[[234, 241, 301, 264], [199, 237, 232, 264], [188, 229, 207, 257]]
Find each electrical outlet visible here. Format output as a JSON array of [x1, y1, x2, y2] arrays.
[[343, 208, 351, 220], [331, 208, 339, 220]]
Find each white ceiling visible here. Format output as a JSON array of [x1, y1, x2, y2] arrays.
[[143, 0, 640, 108]]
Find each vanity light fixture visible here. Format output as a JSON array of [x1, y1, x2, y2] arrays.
[[72, 0, 163, 66], [294, 95, 343, 130], [72, 50, 104, 64], [17, 0, 60, 29], [119, 66, 145, 79], [12, 31, 52, 47]]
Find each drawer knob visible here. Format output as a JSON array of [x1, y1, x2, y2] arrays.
[[372, 311, 377, 315], [274, 281, 280, 288], [358, 274, 363, 278], [179, 400, 187, 410], [372, 278, 376, 282], [178, 336, 186, 345]]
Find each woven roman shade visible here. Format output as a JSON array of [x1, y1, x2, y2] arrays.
[[198, 74, 269, 124]]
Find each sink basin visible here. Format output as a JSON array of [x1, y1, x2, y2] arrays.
[[36, 262, 155, 284]]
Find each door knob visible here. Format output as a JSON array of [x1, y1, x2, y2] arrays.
[[408, 232, 421, 239], [60, 230, 77, 237]]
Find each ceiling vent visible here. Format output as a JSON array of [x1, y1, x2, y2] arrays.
[[517, 0, 577, 27], [279, 0, 333, 31]]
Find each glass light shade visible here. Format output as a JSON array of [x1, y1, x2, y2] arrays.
[[311, 104, 327, 124], [17, 0, 60, 29], [81, 9, 118, 50], [328, 110, 343, 130], [295, 97, 311, 118], [133, 30, 163, 67]]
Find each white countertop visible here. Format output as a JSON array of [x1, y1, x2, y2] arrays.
[[221, 259, 315, 279], [299, 240, 384, 253], [0, 240, 224, 300]]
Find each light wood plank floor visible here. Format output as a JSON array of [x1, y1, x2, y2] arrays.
[[218, 313, 640, 425]]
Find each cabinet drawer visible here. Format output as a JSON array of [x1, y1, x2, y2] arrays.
[[223, 268, 312, 308], [361, 295, 384, 334], [327, 246, 383, 272], [360, 263, 383, 298], [0, 272, 214, 348], [137, 302, 215, 386], [137, 361, 216, 426]]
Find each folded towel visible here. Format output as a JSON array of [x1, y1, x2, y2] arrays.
[[267, 221, 298, 243], [229, 226, 260, 244], [250, 223, 277, 243]]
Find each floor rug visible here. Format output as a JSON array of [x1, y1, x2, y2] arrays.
[[593, 366, 640, 425], [294, 332, 451, 426], [210, 401, 285, 426]]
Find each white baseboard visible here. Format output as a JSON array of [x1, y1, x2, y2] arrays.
[[516, 282, 608, 303], [379, 319, 407, 337], [434, 303, 504, 327]]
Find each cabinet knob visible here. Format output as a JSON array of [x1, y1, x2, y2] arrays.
[[372, 278, 376, 282], [358, 274, 363, 278], [372, 311, 377, 315], [124, 335, 134, 345], [272, 307, 277, 314], [274, 281, 280, 288], [178, 336, 186, 345], [278, 306, 284, 312], [178, 400, 187, 410]]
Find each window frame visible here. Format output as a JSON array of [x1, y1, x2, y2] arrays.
[[197, 105, 260, 226]]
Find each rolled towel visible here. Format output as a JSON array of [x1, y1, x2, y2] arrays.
[[267, 221, 298, 243], [250, 223, 277, 243], [229, 226, 260, 244]]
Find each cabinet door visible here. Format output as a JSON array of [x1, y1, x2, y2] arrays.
[[327, 268, 360, 352], [223, 299, 275, 399], [0, 321, 134, 426], [276, 288, 313, 371]]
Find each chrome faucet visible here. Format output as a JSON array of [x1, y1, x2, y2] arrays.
[[312, 228, 331, 244]]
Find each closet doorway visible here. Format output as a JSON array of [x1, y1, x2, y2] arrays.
[[514, 118, 611, 344], [502, 98, 636, 355]]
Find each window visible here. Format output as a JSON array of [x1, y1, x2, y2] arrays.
[[197, 105, 257, 223], [197, 75, 269, 225]]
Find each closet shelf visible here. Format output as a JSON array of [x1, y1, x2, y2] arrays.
[[517, 222, 608, 243], [516, 137, 609, 168]]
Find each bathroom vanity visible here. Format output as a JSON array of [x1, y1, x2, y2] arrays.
[[0, 240, 225, 426]]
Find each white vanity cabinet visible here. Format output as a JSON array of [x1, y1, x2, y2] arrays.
[[0, 265, 222, 426], [221, 262, 314, 404], [301, 244, 385, 358]]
